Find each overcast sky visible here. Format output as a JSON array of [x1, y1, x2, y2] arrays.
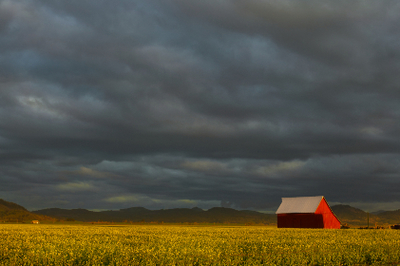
[[1, 0, 400, 212]]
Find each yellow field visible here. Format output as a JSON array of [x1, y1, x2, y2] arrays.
[[1, 224, 400, 265]]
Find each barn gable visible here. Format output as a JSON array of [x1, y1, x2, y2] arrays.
[[276, 196, 341, 229]]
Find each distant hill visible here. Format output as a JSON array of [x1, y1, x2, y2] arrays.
[[331, 204, 375, 225], [376, 209, 400, 224], [0, 199, 54, 223], [33, 207, 276, 224], [331, 205, 400, 227], [371, 210, 386, 215], [0, 199, 28, 211], [3, 198, 400, 227], [31, 204, 400, 226]]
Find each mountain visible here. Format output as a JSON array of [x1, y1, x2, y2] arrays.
[[4, 198, 399, 227], [0, 199, 28, 211], [371, 210, 386, 215], [331, 205, 373, 223], [33, 206, 276, 224], [330, 204, 400, 227], [34, 208, 109, 222], [0, 199, 54, 223], [376, 209, 400, 224], [32, 204, 400, 226], [331, 204, 378, 226]]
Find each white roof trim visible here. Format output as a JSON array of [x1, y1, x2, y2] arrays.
[[276, 196, 324, 214]]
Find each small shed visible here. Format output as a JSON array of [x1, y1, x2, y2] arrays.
[[31, 220, 40, 224], [276, 196, 341, 229]]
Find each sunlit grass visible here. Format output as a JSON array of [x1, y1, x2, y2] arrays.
[[1, 224, 400, 265]]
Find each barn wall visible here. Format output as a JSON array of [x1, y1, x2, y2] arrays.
[[277, 213, 324, 228], [315, 198, 341, 229]]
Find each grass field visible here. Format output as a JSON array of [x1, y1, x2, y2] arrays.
[[1, 224, 400, 265]]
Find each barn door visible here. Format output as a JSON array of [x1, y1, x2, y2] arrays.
[[293, 217, 301, 228]]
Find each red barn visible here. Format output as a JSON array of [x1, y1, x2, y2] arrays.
[[276, 196, 341, 229]]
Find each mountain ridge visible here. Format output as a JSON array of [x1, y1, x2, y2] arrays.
[[2, 198, 400, 226], [331, 204, 400, 226], [33, 206, 277, 224], [33, 204, 400, 226], [0, 199, 55, 223]]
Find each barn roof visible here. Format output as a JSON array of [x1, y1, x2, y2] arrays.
[[275, 196, 324, 214]]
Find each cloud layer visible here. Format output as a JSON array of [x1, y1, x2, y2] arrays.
[[1, 0, 400, 212]]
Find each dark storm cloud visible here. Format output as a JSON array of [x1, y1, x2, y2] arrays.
[[1, 0, 400, 212]]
